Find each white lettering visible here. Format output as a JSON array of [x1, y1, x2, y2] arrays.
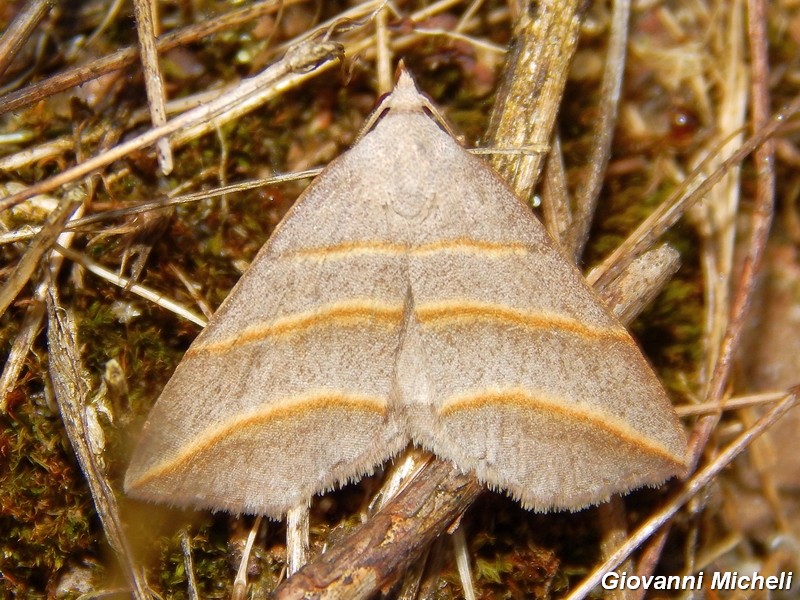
[[690, 573, 704, 589], [599, 570, 798, 592], [712, 571, 732, 589], [601, 572, 619, 590], [601, 571, 710, 591]]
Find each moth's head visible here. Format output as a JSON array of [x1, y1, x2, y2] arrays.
[[356, 61, 457, 145], [384, 63, 429, 113], [368, 61, 431, 120]]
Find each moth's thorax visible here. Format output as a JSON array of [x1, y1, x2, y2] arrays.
[[356, 112, 459, 224]]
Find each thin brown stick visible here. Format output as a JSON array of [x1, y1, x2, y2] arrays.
[[0, 40, 341, 212], [566, 0, 630, 261], [0, 0, 55, 79], [565, 388, 799, 600], [0, 0, 300, 115], [687, 0, 776, 469], [586, 92, 800, 293], [132, 0, 173, 174], [271, 460, 483, 600]]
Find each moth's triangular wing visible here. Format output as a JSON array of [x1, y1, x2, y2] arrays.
[[127, 69, 688, 518], [125, 134, 414, 518], [386, 107, 688, 511]]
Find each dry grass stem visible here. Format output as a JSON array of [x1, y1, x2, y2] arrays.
[[566, 0, 630, 261], [0, 0, 55, 79], [566, 388, 799, 600], [132, 0, 173, 174], [46, 285, 151, 599]]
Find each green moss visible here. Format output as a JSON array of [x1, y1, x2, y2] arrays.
[[0, 388, 97, 593], [583, 173, 705, 400]]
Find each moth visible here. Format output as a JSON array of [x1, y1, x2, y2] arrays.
[[125, 69, 688, 518]]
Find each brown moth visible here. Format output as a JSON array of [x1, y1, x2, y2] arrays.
[[125, 69, 688, 518]]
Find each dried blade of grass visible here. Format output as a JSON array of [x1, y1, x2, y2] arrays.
[[232, 516, 263, 600], [0, 39, 342, 212], [45, 283, 150, 600], [695, 0, 748, 395], [52, 243, 207, 327], [1, 170, 322, 246], [541, 134, 572, 245], [132, 0, 172, 174], [1, 189, 81, 411], [451, 526, 476, 600], [565, 388, 799, 600], [688, 0, 777, 468], [0, 282, 45, 411], [180, 529, 200, 600], [566, 0, 630, 261], [0, 185, 83, 318], [0, 0, 304, 116], [0, 0, 55, 79], [585, 91, 799, 292]]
